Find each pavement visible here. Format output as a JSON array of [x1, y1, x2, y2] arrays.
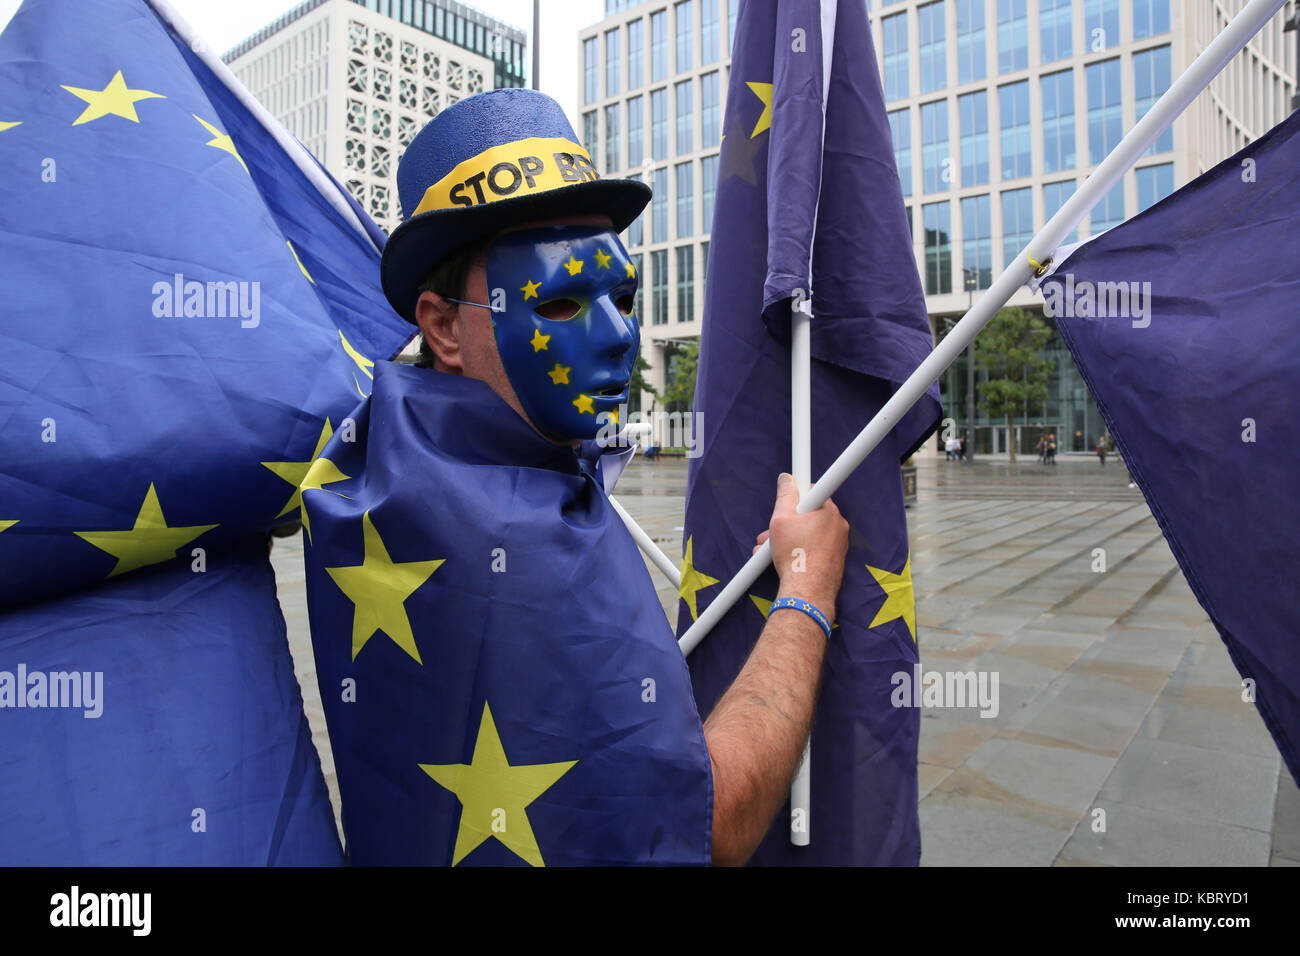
[[271, 449, 1299, 866]]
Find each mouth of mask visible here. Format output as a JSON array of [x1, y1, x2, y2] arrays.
[[484, 225, 641, 443]]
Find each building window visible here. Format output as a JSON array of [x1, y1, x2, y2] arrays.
[[1090, 178, 1124, 234], [958, 90, 989, 187], [676, 245, 695, 323], [1136, 163, 1173, 211], [955, 0, 987, 85], [605, 103, 620, 173], [675, 1, 694, 73], [583, 36, 598, 103], [632, 252, 644, 318], [1084, 0, 1120, 53], [583, 110, 598, 155], [676, 161, 694, 238], [652, 248, 668, 325], [653, 166, 669, 241], [1000, 186, 1032, 269], [701, 239, 709, 277], [961, 194, 992, 288], [997, 0, 1028, 74], [1133, 0, 1170, 40], [917, 2, 946, 94], [605, 28, 620, 97], [920, 99, 949, 194], [701, 154, 718, 231], [628, 95, 644, 168], [923, 201, 952, 295], [1134, 46, 1174, 154], [628, 18, 643, 88], [701, 71, 721, 147], [651, 88, 668, 161], [1039, 0, 1071, 64], [1041, 69, 1074, 174], [651, 9, 667, 82], [701, 0, 719, 65], [627, 176, 645, 246], [675, 79, 694, 153], [728, 0, 737, 53], [882, 13, 908, 102], [1042, 179, 1078, 242], [888, 107, 912, 197], [1086, 58, 1122, 165], [999, 80, 1031, 179]]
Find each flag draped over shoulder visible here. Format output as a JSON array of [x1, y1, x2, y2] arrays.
[[677, 0, 940, 865], [0, 0, 410, 862], [302, 362, 712, 866], [1040, 112, 1300, 785]]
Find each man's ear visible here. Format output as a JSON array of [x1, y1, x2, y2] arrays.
[[415, 290, 462, 372]]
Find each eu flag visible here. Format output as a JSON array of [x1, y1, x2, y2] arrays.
[[302, 363, 713, 865], [0, 0, 410, 862], [1040, 111, 1300, 784], [676, 0, 940, 864]]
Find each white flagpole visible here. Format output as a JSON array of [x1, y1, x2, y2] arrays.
[[679, 0, 1288, 658], [611, 496, 681, 589], [790, 299, 813, 846]]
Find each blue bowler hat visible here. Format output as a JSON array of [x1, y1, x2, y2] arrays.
[[381, 88, 651, 323]]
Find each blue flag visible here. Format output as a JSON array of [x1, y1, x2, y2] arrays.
[[302, 362, 712, 865], [1041, 111, 1300, 785], [0, 0, 410, 862], [676, 0, 940, 864]]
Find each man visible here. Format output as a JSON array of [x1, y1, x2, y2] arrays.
[[302, 89, 848, 866]]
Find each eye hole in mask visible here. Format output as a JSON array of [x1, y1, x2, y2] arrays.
[[534, 298, 582, 321], [615, 294, 635, 316]]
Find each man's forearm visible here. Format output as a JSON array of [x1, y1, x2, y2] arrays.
[[703, 606, 828, 866]]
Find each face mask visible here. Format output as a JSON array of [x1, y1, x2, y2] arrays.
[[484, 225, 640, 443]]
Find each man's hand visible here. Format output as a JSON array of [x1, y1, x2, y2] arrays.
[[756, 473, 849, 624], [704, 472, 850, 866]]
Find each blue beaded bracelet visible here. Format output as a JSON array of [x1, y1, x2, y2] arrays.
[[769, 597, 832, 640]]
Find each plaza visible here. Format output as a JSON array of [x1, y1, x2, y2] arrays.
[[272, 451, 1299, 865]]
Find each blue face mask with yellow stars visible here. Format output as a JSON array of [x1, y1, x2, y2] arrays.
[[485, 226, 640, 443]]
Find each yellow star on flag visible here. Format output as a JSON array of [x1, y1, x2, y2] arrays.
[[750, 594, 773, 618], [325, 510, 444, 664], [420, 701, 577, 867], [261, 419, 336, 520], [192, 114, 248, 175], [746, 81, 773, 138], [62, 70, 165, 126], [866, 553, 917, 641], [0, 121, 21, 133], [547, 363, 571, 385], [678, 536, 720, 621], [75, 484, 216, 577], [339, 330, 374, 396], [530, 328, 550, 352], [563, 254, 584, 276], [593, 248, 612, 270], [572, 393, 595, 415], [625, 262, 636, 278], [299, 455, 350, 544], [0, 520, 16, 533], [520, 278, 542, 300]]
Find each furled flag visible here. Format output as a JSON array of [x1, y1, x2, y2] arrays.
[[301, 362, 713, 866], [0, 0, 411, 862], [1039, 111, 1300, 785], [676, 0, 941, 864]]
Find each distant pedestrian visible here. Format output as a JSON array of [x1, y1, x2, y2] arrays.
[[959, 434, 968, 461], [1035, 435, 1047, 463], [1046, 434, 1057, 465], [1096, 436, 1107, 466]]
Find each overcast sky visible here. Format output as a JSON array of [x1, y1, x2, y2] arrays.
[[0, 0, 603, 128]]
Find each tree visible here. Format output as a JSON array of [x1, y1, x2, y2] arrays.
[[661, 340, 699, 413], [630, 355, 656, 411], [974, 307, 1053, 463]]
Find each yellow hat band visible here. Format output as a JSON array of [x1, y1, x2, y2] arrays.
[[411, 136, 601, 216]]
